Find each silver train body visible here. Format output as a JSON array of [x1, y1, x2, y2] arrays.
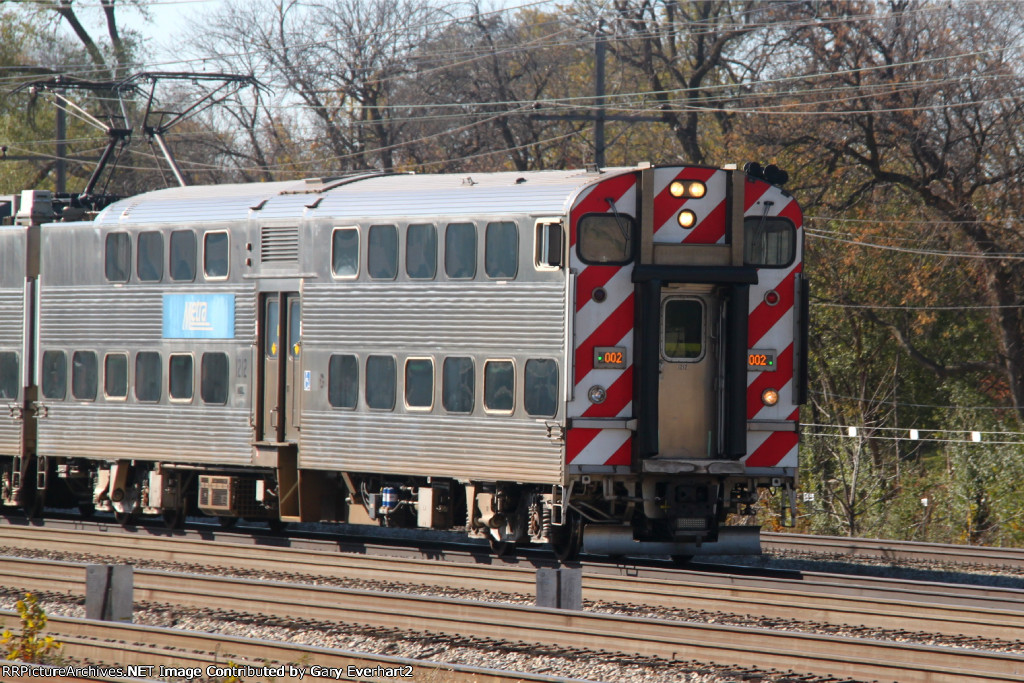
[[0, 165, 807, 558]]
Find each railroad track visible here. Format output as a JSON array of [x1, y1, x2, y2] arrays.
[[762, 531, 1024, 568], [1, 555, 1024, 682]]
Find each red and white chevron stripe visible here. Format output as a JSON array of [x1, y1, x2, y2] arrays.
[[652, 167, 728, 244]]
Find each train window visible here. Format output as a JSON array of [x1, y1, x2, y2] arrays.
[[105, 232, 131, 282], [365, 355, 396, 410], [287, 300, 301, 358], [442, 357, 474, 413], [0, 352, 18, 400], [524, 359, 558, 417], [41, 351, 66, 400], [137, 231, 163, 282], [534, 221, 563, 269], [331, 227, 359, 278], [328, 354, 358, 409], [170, 230, 197, 282], [368, 224, 398, 280], [204, 231, 230, 279], [485, 221, 518, 279], [71, 351, 98, 401], [662, 299, 704, 361], [406, 223, 437, 279], [744, 216, 796, 267], [484, 360, 514, 413], [405, 358, 433, 410], [578, 213, 634, 265], [104, 353, 128, 399], [265, 300, 280, 359], [201, 352, 229, 405], [445, 223, 476, 279], [169, 354, 194, 401], [135, 351, 162, 402]]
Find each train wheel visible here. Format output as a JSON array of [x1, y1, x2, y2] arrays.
[[550, 510, 583, 562]]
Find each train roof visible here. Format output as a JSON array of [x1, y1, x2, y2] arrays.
[[92, 167, 641, 226]]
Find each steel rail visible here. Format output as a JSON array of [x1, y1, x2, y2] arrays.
[[3, 525, 1024, 636], [763, 531, 1024, 567], [1, 556, 1023, 682]]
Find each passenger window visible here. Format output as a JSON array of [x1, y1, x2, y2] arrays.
[[442, 357, 474, 413], [405, 358, 433, 409], [104, 353, 128, 399], [406, 223, 437, 279], [365, 355, 396, 410], [135, 351, 162, 402], [105, 232, 131, 282], [331, 227, 359, 277], [0, 352, 17, 400], [744, 216, 796, 267], [204, 231, 230, 279], [368, 224, 398, 279], [41, 351, 66, 400], [328, 354, 358, 409], [201, 352, 229, 405], [662, 299, 704, 360], [485, 221, 518, 279], [578, 214, 634, 264], [445, 223, 476, 279], [484, 360, 514, 413], [169, 354, 194, 401], [535, 221, 563, 269], [170, 230, 197, 282], [137, 231, 163, 282], [524, 359, 558, 417], [71, 351, 98, 401]]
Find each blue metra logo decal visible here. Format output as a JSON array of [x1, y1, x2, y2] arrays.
[[163, 294, 235, 339]]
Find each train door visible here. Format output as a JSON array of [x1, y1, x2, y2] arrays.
[[260, 292, 301, 443], [658, 285, 720, 459]]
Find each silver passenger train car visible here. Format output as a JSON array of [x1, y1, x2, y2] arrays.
[[0, 164, 807, 558]]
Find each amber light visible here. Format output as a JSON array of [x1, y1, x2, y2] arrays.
[[761, 388, 779, 406], [678, 210, 697, 228], [669, 180, 706, 199]]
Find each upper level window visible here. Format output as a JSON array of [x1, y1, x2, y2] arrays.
[[0, 352, 18, 400], [71, 350, 98, 401], [170, 230, 197, 282], [445, 223, 476, 279], [137, 231, 163, 282], [406, 224, 437, 279], [744, 216, 796, 267], [368, 224, 398, 279], [485, 221, 518, 279], [578, 214, 634, 265], [332, 227, 359, 278], [105, 232, 131, 282], [204, 231, 230, 279]]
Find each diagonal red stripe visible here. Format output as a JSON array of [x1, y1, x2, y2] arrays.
[[652, 167, 717, 235], [576, 265, 622, 312], [748, 265, 798, 345], [566, 428, 601, 463], [680, 198, 727, 244], [745, 430, 798, 467], [583, 365, 633, 418], [744, 178, 772, 212], [575, 293, 634, 385], [606, 436, 632, 466]]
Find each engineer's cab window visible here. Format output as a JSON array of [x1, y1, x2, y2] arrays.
[[105, 232, 131, 282], [406, 224, 437, 279], [170, 230, 197, 282], [744, 216, 796, 267], [578, 214, 634, 265], [662, 299, 704, 361], [331, 227, 359, 277], [0, 352, 17, 400]]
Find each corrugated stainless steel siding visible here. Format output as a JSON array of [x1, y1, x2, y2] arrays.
[[0, 289, 24, 455], [299, 412, 563, 483], [302, 282, 565, 351], [36, 404, 251, 464], [39, 285, 255, 345]]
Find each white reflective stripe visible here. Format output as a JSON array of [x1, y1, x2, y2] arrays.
[[573, 267, 632, 343], [570, 328, 633, 417], [570, 428, 631, 465]]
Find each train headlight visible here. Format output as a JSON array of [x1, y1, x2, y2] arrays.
[[761, 388, 779, 406], [677, 210, 696, 229], [669, 180, 706, 199], [588, 385, 607, 404]]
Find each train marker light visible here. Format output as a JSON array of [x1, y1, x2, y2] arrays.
[[677, 210, 696, 228], [669, 180, 706, 198], [761, 388, 779, 406]]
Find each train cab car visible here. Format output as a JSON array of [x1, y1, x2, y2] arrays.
[[9, 164, 806, 559]]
